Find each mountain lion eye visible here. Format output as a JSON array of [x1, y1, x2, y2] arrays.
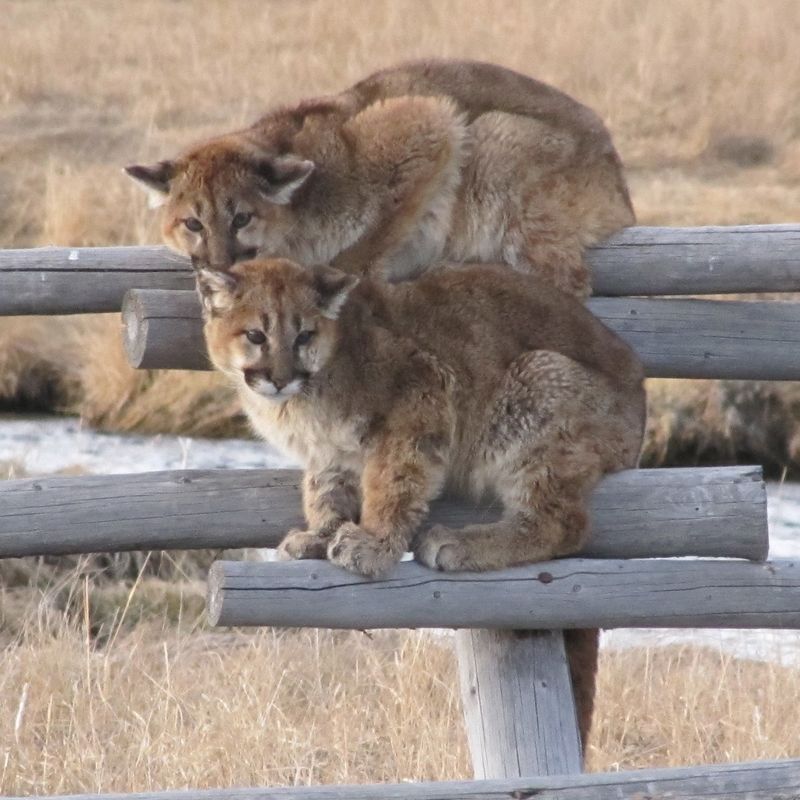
[[232, 211, 253, 230], [184, 217, 203, 233], [246, 330, 266, 345], [295, 330, 314, 346]]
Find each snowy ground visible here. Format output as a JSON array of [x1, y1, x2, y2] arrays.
[[3, 415, 799, 665], [0, 415, 295, 474]]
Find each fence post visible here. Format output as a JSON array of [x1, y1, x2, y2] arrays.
[[455, 629, 583, 777]]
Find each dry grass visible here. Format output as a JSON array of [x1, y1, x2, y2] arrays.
[[594, 646, 799, 770], [1, 577, 798, 794], [2, 3, 800, 792], [1, 0, 800, 463]]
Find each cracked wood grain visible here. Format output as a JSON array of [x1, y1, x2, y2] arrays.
[[206, 557, 800, 629], [456, 629, 583, 778]]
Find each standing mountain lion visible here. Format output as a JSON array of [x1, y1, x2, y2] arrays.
[[126, 59, 633, 297]]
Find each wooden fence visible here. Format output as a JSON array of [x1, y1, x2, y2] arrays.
[[3, 225, 800, 315], [2, 225, 800, 798]]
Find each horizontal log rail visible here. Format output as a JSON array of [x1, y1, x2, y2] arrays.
[[0, 466, 767, 561], [207, 557, 800, 630], [0, 246, 193, 315], [590, 224, 800, 296], [122, 289, 209, 369], [11, 758, 800, 800], [122, 288, 800, 380], [2, 224, 800, 315]]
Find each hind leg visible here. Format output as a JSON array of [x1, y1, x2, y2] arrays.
[[503, 158, 636, 299], [414, 350, 641, 750], [416, 350, 640, 571], [414, 476, 591, 572], [503, 215, 590, 299], [503, 172, 635, 300]]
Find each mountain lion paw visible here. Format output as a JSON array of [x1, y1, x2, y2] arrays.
[[277, 528, 330, 560], [414, 525, 470, 571], [327, 522, 399, 578]]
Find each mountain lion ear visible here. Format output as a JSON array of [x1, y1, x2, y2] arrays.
[[124, 161, 177, 208], [251, 155, 315, 205], [196, 268, 239, 317], [311, 265, 358, 320]]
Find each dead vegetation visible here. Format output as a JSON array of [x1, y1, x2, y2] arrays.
[[2, 0, 800, 468], [1, 575, 798, 794], [2, 2, 800, 792]]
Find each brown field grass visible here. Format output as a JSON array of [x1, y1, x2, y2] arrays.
[[1, 576, 798, 794], [2, 0, 800, 466], [2, 2, 800, 793]]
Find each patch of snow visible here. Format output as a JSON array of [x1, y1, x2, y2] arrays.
[[0, 415, 296, 474]]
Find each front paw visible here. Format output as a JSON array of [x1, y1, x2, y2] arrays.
[[414, 525, 470, 571], [327, 522, 400, 578], [277, 528, 330, 561]]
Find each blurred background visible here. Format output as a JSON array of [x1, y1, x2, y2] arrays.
[[2, 0, 800, 465], [1, 0, 799, 793]]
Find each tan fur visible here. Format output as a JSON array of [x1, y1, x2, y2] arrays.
[[127, 59, 634, 298], [202, 256, 646, 749], [203, 257, 645, 574]]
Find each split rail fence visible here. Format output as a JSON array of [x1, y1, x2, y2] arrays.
[[2, 224, 800, 799]]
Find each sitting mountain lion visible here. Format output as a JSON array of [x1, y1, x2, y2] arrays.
[[201, 257, 645, 575], [201, 257, 646, 745], [126, 59, 633, 298]]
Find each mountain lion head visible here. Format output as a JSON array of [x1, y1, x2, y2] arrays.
[[125, 136, 315, 272], [201, 258, 357, 402]]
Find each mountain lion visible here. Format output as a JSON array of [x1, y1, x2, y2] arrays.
[[202, 256, 645, 574], [201, 256, 645, 746], [126, 59, 633, 297]]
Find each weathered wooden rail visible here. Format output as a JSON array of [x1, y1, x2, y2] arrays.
[[208, 557, 800, 629], [2, 224, 800, 315], [0, 465, 767, 559], [3, 224, 800, 798], [9, 758, 800, 800], [123, 289, 800, 379]]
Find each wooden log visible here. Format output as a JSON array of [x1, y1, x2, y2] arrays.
[[590, 223, 800, 296], [206, 557, 800, 630], [4, 225, 800, 315], [0, 246, 192, 315], [589, 297, 800, 380], [456, 630, 583, 777], [123, 289, 209, 370], [0, 466, 767, 561], [121, 289, 800, 381], [16, 758, 800, 799]]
